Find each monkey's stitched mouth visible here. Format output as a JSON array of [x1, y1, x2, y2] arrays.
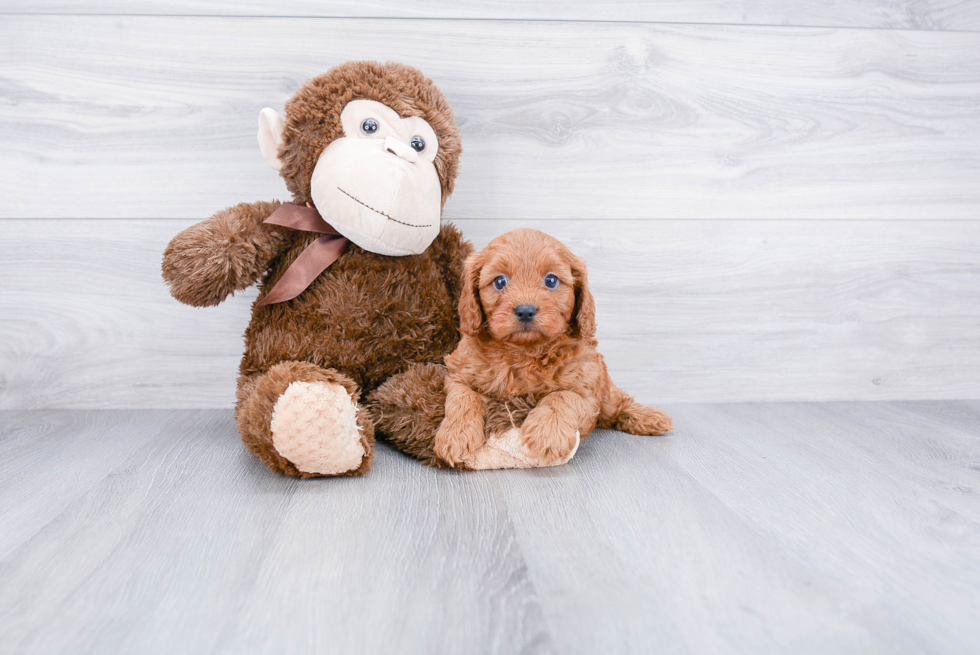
[[337, 187, 429, 228]]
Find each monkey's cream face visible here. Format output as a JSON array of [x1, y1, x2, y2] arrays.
[[309, 100, 443, 256]]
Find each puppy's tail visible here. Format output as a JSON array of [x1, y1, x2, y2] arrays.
[[603, 383, 673, 436]]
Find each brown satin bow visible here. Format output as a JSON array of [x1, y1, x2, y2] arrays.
[[256, 203, 349, 306]]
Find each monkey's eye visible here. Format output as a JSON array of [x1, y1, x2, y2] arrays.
[[410, 135, 425, 152], [360, 118, 379, 135], [544, 274, 559, 289], [493, 275, 508, 291]]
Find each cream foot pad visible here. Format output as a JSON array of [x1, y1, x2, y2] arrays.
[[463, 429, 580, 470], [270, 381, 365, 475]]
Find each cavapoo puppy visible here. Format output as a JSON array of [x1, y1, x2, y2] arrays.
[[434, 228, 673, 466], [369, 228, 673, 470]]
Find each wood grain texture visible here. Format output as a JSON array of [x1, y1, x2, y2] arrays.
[[0, 411, 171, 558], [2, 16, 979, 220], [2, 218, 978, 409], [0, 403, 977, 653], [4, 0, 980, 31], [676, 402, 980, 654], [497, 400, 980, 654], [0, 409, 549, 654]]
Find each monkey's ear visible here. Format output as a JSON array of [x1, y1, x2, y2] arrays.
[[257, 107, 286, 171]]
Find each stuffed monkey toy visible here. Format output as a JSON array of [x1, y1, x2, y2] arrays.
[[164, 61, 571, 476], [162, 61, 478, 477]]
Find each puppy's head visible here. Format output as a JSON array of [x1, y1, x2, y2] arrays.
[[459, 228, 595, 345]]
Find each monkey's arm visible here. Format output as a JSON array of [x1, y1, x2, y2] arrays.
[[428, 222, 473, 316], [162, 200, 290, 307]]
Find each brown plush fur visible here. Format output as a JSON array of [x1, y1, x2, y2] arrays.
[[162, 62, 470, 477], [370, 229, 672, 469], [368, 363, 452, 469], [370, 363, 540, 469]]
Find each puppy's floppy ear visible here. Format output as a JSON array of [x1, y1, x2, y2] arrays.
[[569, 254, 596, 339], [458, 251, 486, 336]]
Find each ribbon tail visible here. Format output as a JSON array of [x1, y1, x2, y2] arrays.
[[256, 236, 348, 306]]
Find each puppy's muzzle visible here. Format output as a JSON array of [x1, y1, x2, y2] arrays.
[[514, 304, 538, 324]]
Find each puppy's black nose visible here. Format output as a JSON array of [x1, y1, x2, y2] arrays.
[[514, 304, 537, 323]]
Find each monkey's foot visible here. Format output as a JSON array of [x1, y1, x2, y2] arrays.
[[270, 381, 366, 475], [463, 427, 580, 470]]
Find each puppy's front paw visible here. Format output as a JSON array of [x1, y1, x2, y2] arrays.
[[521, 411, 579, 465], [434, 419, 485, 468]]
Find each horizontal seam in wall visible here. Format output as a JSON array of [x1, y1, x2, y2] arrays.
[[3, 217, 980, 223], [0, 13, 978, 35]]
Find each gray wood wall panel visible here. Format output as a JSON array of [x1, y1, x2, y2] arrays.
[[2, 17, 979, 220], [5, 0, 980, 32], [2, 11, 978, 409], [2, 218, 977, 409]]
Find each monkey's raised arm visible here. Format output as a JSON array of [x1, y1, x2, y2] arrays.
[[162, 200, 290, 307], [428, 223, 474, 319]]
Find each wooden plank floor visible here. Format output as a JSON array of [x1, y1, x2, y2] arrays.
[[1, 402, 977, 654]]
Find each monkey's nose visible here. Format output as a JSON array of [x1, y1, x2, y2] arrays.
[[514, 304, 538, 324], [384, 136, 419, 163]]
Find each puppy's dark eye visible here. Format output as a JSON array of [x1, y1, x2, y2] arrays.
[[544, 274, 559, 289], [493, 275, 508, 290], [410, 135, 425, 152], [360, 118, 379, 135]]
